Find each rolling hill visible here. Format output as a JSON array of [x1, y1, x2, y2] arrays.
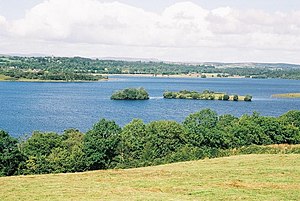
[[1, 154, 299, 201]]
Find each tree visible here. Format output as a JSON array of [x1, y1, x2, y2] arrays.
[[233, 95, 239, 101], [117, 119, 147, 167], [47, 129, 86, 173], [144, 121, 187, 161], [279, 110, 300, 128], [244, 95, 252, 101], [83, 119, 121, 170], [0, 130, 24, 176], [20, 131, 62, 157], [230, 114, 272, 146], [216, 114, 238, 148], [255, 116, 284, 144], [183, 109, 218, 147], [222, 94, 230, 101]]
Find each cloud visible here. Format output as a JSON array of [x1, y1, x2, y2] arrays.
[[0, 15, 7, 35], [1, 0, 300, 63]]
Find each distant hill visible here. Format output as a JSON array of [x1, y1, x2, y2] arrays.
[[202, 62, 300, 69], [2, 54, 300, 69]]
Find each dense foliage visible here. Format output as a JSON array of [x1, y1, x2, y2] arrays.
[[0, 131, 24, 176], [111, 88, 149, 100], [1, 109, 300, 176], [163, 90, 252, 101], [1, 56, 300, 80]]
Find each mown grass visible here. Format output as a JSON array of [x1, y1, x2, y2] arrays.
[[1, 154, 299, 201], [272, 93, 300, 98]]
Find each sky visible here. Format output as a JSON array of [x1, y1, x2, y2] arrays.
[[0, 0, 300, 63]]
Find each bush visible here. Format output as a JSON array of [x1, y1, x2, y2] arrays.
[[222, 94, 230, 101], [244, 95, 252, 101], [233, 95, 239, 101]]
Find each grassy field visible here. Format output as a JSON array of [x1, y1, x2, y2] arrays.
[[272, 93, 300, 98], [1, 154, 299, 201]]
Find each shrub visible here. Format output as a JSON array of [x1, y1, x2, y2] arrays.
[[233, 95, 239, 101], [223, 94, 230, 100], [244, 95, 252, 101]]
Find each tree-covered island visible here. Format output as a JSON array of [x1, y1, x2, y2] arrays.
[[111, 88, 149, 100], [163, 90, 252, 101]]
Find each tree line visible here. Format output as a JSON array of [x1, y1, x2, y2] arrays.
[[1, 109, 300, 176], [1, 56, 300, 80]]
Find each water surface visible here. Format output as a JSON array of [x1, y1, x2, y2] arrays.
[[1, 76, 300, 137]]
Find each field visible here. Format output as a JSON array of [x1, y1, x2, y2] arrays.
[[272, 93, 300, 98], [1, 154, 300, 201]]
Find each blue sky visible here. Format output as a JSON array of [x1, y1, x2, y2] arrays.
[[0, 0, 300, 63]]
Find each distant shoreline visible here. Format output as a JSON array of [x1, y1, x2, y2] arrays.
[[272, 93, 300, 98], [0, 73, 248, 82], [103, 73, 246, 79], [0, 77, 109, 83]]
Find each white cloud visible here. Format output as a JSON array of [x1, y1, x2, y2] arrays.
[[1, 0, 300, 63], [0, 15, 7, 35]]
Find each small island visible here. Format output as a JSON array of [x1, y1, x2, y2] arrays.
[[111, 88, 149, 100], [163, 90, 252, 101], [272, 93, 300, 98]]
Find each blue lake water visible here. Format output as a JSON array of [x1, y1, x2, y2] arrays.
[[1, 76, 300, 137]]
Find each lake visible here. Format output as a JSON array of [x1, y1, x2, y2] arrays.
[[1, 76, 300, 137]]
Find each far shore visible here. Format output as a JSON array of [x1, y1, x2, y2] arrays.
[[272, 93, 300, 98], [0, 77, 109, 83], [0, 73, 246, 82], [102, 73, 246, 79]]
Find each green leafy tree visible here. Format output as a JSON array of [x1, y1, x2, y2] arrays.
[[183, 109, 218, 147], [230, 114, 272, 146], [254, 116, 286, 144], [20, 131, 62, 157], [46, 129, 86, 173], [233, 95, 239, 101], [222, 94, 230, 101], [279, 110, 300, 128], [0, 130, 24, 176], [144, 121, 187, 161], [83, 119, 121, 170], [281, 125, 300, 144], [20, 131, 62, 174], [244, 95, 252, 101], [117, 119, 147, 167]]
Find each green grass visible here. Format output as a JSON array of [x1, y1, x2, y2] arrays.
[[1, 154, 299, 201], [272, 93, 300, 98]]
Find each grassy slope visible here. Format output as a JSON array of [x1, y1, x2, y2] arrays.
[[1, 154, 300, 201]]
